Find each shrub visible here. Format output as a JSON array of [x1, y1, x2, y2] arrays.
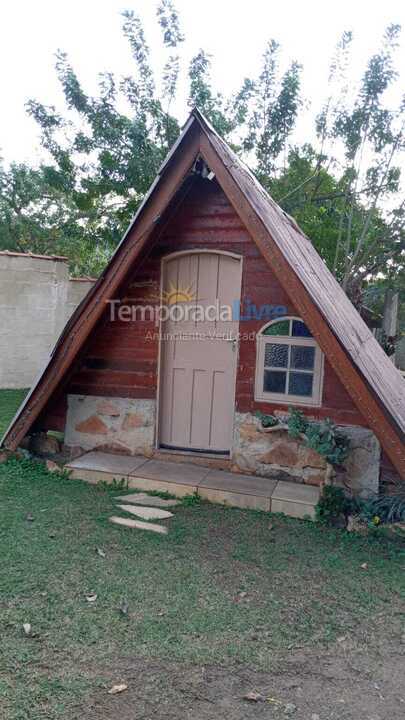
[[359, 493, 405, 524], [256, 408, 350, 467], [316, 485, 351, 525], [286, 408, 307, 437], [302, 418, 349, 466], [255, 410, 279, 428]]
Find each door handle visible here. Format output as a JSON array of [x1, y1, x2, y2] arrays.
[[226, 337, 238, 351]]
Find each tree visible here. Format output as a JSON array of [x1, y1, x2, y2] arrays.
[[241, 40, 302, 182], [0, 3, 403, 320], [21, 5, 185, 273], [0, 3, 302, 276], [313, 26, 405, 305]]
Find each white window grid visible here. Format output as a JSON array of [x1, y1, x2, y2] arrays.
[[255, 317, 324, 407]]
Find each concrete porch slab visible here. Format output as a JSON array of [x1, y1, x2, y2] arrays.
[[200, 469, 278, 497], [65, 451, 321, 520], [127, 475, 198, 498], [67, 467, 119, 485], [132, 459, 211, 485], [272, 480, 320, 505], [198, 486, 270, 511], [198, 469, 277, 510], [271, 498, 318, 519], [67, 451, 148, 475], [271, 481, 320, 520]]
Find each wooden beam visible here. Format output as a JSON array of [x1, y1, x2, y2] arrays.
[[200, 132, 405, 479], [3, 127, 200, 451]]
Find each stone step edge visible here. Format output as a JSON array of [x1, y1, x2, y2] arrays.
[[271, 490, 320, 505], [67, 465, 320, 507], [129, 474, 274, 498], [127, 475, 320, 505]]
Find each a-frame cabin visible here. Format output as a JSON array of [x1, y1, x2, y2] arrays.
[[2, 109, 405, 498]]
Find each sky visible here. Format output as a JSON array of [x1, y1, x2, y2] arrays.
[[0, 0, 404, 166]]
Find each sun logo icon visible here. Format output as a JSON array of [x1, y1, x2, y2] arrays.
[[161, 282, 196, 305]]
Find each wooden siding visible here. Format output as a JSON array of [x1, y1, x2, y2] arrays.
[[61, 179, 364, 426]]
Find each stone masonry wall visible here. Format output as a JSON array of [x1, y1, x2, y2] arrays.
[[0, 252, 94, 389], [232, 412, 380, 498], [65, 395, 156, 456]]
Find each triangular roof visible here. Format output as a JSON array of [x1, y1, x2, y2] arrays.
[[2, 108, 405, 478]]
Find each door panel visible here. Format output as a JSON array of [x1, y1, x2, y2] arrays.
[[159, 251, 242, 453]]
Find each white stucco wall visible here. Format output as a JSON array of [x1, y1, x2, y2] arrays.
[[0, 252, 95, 389]]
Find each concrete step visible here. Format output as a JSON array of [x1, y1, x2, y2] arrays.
[[66, 451, 148, 484], [66, 451, 321, 520], [271, 481, 319, 520]]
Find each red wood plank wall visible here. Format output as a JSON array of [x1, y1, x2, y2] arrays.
[[51, 178, 366, 428]]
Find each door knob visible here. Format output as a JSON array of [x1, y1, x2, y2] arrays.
[[226, 337, 238, 351]]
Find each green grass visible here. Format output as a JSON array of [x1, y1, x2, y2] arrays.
[[0, 389, 405, 718], [0, 388, 28, 437]]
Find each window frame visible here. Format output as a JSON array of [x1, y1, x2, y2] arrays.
[[254, 316, 324, 407]]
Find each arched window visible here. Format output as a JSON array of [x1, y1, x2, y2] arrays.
[[255, 317, 324, 406]]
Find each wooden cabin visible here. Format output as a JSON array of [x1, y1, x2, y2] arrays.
[[2, 109, 404, 503]]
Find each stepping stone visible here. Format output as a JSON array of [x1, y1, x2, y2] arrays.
[[109, 516, 168, 534], [116, 504, 173, 521], [114, 492, 179, 508]]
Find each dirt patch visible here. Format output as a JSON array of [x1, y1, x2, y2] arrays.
[[70, 640, 405, 720]]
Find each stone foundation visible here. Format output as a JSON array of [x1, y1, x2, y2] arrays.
[[337, 425, 380, 497], [65, 395, 156, 456], [232, 412, 380, 498], [64, 399, 380, 497]]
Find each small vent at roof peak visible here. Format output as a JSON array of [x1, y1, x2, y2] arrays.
[[192, 156, 215, 180]]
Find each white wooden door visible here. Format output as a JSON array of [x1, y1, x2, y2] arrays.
[[159, 251, 242, 453]]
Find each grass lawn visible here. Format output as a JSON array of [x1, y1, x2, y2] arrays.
[[1, 389, 405, 719], [0, 388, 28, 438]]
